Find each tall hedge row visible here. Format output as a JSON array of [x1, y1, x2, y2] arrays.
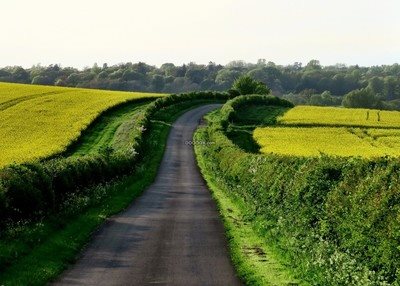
[[219, 94, 293, 128], [197, 95, 400, 285], [0, 91, 232, 225]]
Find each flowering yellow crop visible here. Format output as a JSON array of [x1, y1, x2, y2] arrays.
[[279, 106, 400, 128], [254, 127, 400, 157], [0, 83, 162, 167], [254, 105, 400, 158]]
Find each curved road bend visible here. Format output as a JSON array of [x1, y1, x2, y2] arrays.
[[54, 104, 242, 286]]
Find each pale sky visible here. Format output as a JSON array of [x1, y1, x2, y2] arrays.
[[1, 0, 399, 68]]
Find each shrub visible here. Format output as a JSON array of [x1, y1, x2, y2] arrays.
[[219, 94, 293, 128], [231, 75, 271, 95], [342, 88, 382, 109]]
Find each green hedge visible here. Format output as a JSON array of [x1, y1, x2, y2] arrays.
[[219, 94, 293, 129], [197, 95, 400, 285], [0, 91, 232, 225]]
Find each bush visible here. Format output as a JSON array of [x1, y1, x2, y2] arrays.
[[342, 88, 382, 109], [231, 75, 271, 95], [219, 94, 293, 128]]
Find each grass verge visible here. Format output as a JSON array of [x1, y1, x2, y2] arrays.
[[65, 100, 150, 156]]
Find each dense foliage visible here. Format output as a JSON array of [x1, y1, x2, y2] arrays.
[[231, 75, 270, 95], [1, 60, 399, 107], [196, 94, 400, 285], [219, 94, 293, 128], [342, 88, 382, 109], [0, 91, 232, 225]]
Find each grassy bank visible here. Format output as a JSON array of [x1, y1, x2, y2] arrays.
[[65, 100, 150, 156]]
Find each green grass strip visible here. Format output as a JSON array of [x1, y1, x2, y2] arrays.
[[66, 101, 150, 156]]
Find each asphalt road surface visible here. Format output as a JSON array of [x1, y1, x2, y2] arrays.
[[54, 104, 242, 286]]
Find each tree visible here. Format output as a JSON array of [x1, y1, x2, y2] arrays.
[[0, 69, 11, 81], [122, 69, 142, 81], [305, 60, 322, 71], [11, 67, 30, 83], [368, 76, 384, 96], [31, 75, 52, 85], [55, 78, 68, 86], [248, 66, 282, 91], [185, 67, 206, 84], [215, 69, 241, 86], [383, 76, 400, 100], [97, 71, 108, 79], [309, 91, 341, 106], [66, 73, 80, 86], [342, 88, 381, 109], [91, 63, 101, 74], [160, 63, 176, 77], [151, 75, 165, 92], [1, 61, 400, 108], [133, 62, 152, 75], [231, 75, 270, 95]]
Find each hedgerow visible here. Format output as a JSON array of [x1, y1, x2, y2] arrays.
[[196, 94, 400, 285], [219, 94, 293, 128], [0, 91, 232, 225]]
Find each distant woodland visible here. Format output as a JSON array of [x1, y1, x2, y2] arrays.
[[1, 60, 400, 109]]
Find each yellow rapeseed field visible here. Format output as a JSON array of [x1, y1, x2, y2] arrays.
[[278, 106, 400, 128], [254, 105, 400, 158], [0, 82, 161, 167], [0, 83, 69, 108], [254, 127, 400, 157]]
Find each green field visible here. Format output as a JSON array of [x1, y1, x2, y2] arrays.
[[0, 82, 161, 167], [254, 105, 400, 157]]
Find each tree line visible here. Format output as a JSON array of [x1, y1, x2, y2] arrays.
[[1, 59, 399, 109]]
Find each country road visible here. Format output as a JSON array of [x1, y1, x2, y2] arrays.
[[54, 104, 242, 286]]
